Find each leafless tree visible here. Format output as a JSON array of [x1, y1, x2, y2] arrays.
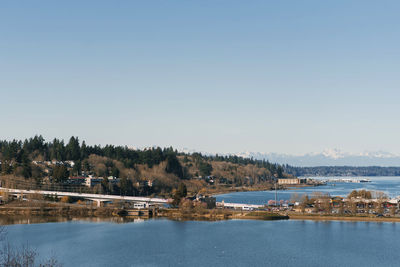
[[338, 201, 344, 215], [299, 195, 309, 214], [390, 206, 397, 217], [365, 201, 370, 215], [347, 199, 358, 215], [321, 197, 332, 214], [0, 226, 62, 267], [290, 193, 301, 204]]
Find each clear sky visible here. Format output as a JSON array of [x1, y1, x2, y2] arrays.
[[1, 0, 400, 155]]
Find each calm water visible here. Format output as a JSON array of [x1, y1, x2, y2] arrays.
[[4, 219, 400, 267], [216, 176, 400, 204], [4, 176, 400, 266]]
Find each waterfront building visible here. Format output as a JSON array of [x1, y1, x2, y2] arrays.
[[278, 178, 307, 185]]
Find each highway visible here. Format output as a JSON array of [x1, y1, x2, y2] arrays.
[[0, 187, 169, 204]]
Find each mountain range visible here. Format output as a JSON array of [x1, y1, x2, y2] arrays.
[[234, 149, 400, 167]]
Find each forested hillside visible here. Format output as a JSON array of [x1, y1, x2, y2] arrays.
[[0, 136, 290, 197]]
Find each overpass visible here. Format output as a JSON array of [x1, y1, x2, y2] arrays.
[[0, 187, 169, 207]]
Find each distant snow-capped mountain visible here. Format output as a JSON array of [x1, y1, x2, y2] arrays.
[[234, 149, 400, 167]]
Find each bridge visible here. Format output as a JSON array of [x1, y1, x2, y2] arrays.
[[0, 187, 169, 207]]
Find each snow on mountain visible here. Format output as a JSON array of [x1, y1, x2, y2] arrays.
[[233, 150, 400, 167], [321, 149, 345, 159], [158, 146, 400, 167]]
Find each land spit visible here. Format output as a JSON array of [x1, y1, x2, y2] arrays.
[[0, 204, 289, 223], [2, 202, 400, 224]]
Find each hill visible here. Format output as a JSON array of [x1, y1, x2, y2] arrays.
[[0, 136, 290, 197]]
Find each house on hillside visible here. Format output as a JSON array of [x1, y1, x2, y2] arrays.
[[68, 176, 86, 185], [85, 177, 103, 187]]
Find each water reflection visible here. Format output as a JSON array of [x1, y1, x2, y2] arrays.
[[0, 215, 146, 225], [4, 218, 400, 266]]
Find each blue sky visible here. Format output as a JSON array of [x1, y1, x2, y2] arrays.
[[1, 1, 400, 155]]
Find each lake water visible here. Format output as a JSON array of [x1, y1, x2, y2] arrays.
[[216, 176, 400, 205], [4, 219, 400, 267], [3, 176, 400, 266]]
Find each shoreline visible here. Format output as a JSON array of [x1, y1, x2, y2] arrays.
[[205, 185, 273, 196], [4, 213, 400, 225], [288, 214, 400, 223], [207, 183, 320, 196], [3, 205, 400, 224]]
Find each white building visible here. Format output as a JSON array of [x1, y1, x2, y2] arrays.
[[85, 177, 103, 187], [278, 178, 307, 185]]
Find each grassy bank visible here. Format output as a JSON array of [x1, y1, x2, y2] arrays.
[[289, 213, 400, 223], [239, 211, 289, 220], [158, 209, 289, 221], [5, 199, 400, 224], [3, 206, 400, 223]]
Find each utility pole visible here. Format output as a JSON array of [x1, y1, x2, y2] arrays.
[[275, 181, 277, 207]]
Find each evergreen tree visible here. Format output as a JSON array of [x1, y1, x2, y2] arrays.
[[66, 136, 80, 160], [80, 140, 88, 159], [52, 165, 69, 183], [22, 163, 32, 178], [72, 160, 82, 176], [277, 166, 284, 178], [198, 161, 213, 177], [172, 182, 187, 206], [165, 154, 184, 179]]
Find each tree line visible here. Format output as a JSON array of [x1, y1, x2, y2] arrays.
[[0, 135, 287, 180], [285, 165, 400, 177]]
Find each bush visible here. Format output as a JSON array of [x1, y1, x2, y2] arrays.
[[60, 196, 70, 203]]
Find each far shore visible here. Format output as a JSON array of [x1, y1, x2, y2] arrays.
[[206, 183, 321, 196], [206, 186, 273, 196]]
